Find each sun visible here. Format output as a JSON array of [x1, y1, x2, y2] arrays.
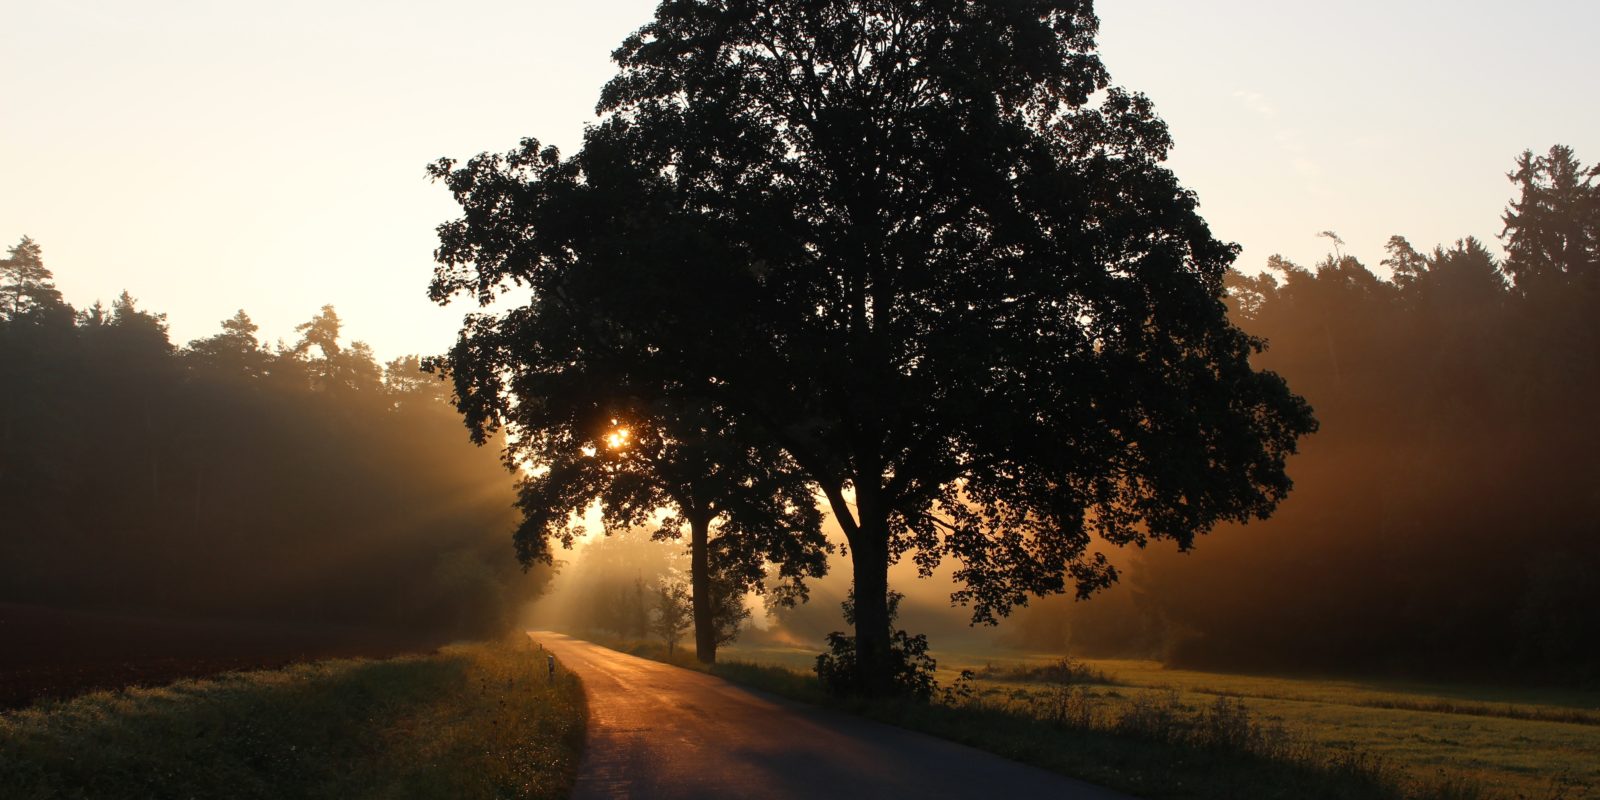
[[604, 427, 631, 450]]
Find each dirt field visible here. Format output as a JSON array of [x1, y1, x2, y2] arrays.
[[0, 603, 431, 709]]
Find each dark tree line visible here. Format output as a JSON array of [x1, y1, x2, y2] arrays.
[[430, 0, 1313, 695], [0, 240, 540, 642], [1011, 145, 1600, 684]]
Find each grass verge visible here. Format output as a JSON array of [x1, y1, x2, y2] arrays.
[[0, 635, 585, 800], [579, 633, 1588, 800]]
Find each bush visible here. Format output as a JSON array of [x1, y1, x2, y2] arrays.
[[815, 590, 938, 700]]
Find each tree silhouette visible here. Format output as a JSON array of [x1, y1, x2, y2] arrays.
[[1, 237, 68, 323], [187, 310, 270, 379], [1501, 145, 1599, 295], [289, 305, 382, 393], [430, 0, 1314, 695]]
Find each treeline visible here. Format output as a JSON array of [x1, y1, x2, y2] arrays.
[[0, 242, 542, 643], [1012, 146, 1600, 683]]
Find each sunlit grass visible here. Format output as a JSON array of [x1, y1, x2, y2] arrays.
[[926, 654, 1600, 798], [0, 636, 585, 799], [718, 644, 1599, 800]]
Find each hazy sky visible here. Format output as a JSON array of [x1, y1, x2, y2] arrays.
[[5, 1, 1596, 360]]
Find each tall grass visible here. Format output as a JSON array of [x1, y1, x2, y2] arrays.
[[0, 636, 585, 800]]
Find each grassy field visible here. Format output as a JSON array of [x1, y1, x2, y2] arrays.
[[717, 642, 1599, 800], [0, 636, 586, 800]]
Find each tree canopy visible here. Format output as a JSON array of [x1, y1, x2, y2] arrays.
[[431, 0, 1314, 694]]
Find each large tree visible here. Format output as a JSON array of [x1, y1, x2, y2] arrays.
[[431, 0, 1314, 695]]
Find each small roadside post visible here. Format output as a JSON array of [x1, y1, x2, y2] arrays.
[[547, 654, 556, 683]]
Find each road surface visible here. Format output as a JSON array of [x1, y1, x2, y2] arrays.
[[531, 631, 1136, 800]]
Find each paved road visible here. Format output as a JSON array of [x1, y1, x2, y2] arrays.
[[531, 631, 1135, 800]]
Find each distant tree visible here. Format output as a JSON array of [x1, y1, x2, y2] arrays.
[[289, 305, 381, 393], [1501, 145, 1599, 295], [293, 304, 343, 359], [0, 237, 75, 464], [1384, 236, 1506, 308], [604, 575, 653, 639], [1381, 235, 1430, 291], [186, 310, 269, 378], [627, 576, 651, 639], [76, 300, 108, 329], [108, 291, 173, 353], [0, 237, 69, 323], [382, 355, 451, 408], [1498, 145, 1598, 407], [651, 581, 693, 655], [430, 0, 1315, 695]]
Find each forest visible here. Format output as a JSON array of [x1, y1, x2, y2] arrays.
[[0, 249, 541, 648], [1004, 145, 1600, 684]]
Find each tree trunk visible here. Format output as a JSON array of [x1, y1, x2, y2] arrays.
[[689, 511, 716, 664], [849, 513, 894, 697], [821, 478, 896, 697]]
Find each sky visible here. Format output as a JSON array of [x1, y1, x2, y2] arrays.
[[4, 1, 1597, 361]]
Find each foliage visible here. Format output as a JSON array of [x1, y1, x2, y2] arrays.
[[428, 0, 1315, 695], [815, 591, 937, 700], [0, 636, 586, 799]]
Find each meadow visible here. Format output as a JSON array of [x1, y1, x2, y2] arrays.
[[711, 642, 1600, 799], [0, 636, 585, 799]]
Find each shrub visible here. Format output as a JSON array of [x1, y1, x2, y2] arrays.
[[815, 591, 938, 700]]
